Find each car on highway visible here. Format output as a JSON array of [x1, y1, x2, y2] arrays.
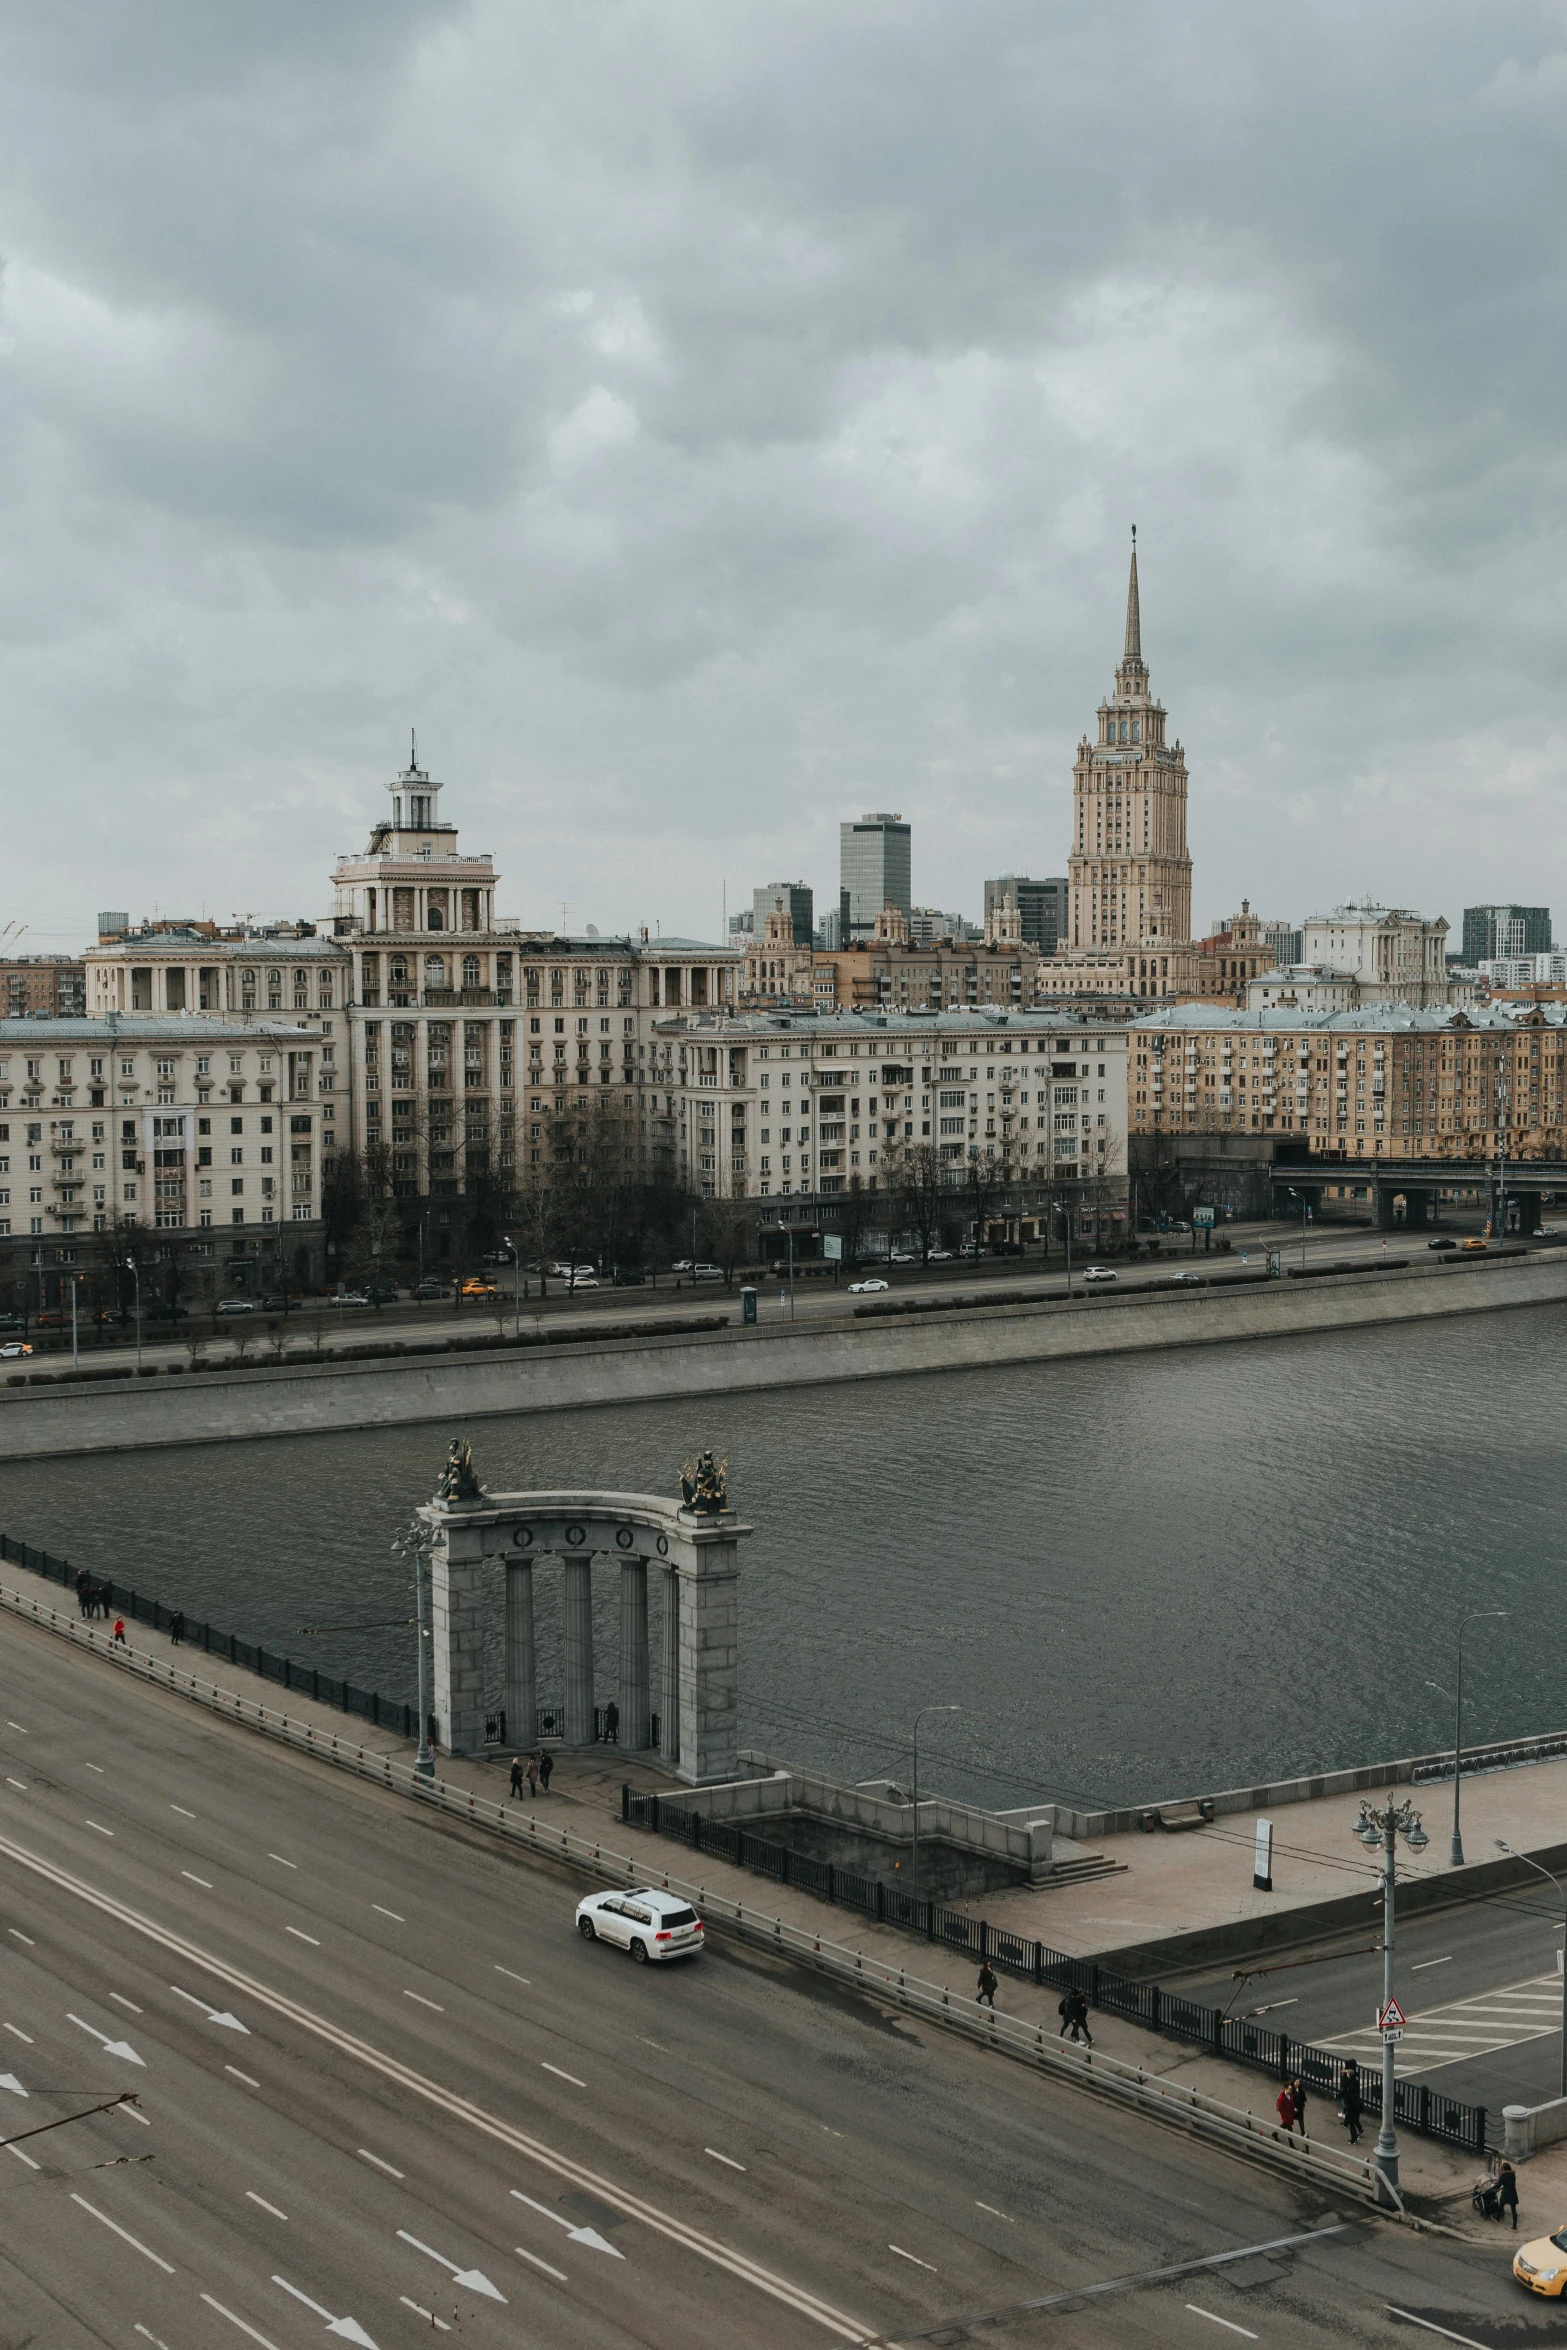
[[414, 1277, 450, 1299], [215, 1298, 256, 1316], [1168, 1270, 1203, 1285], [326, 1291, 371, 1309], [1082, 1266, 1117, 1284], [1427, 1237, 1458, 1251], [1514, 2228, 1567, 2295], [671, 1262, 724, 1281], [569, 1274, 600, 1289], [0, 1341, 33, 1359], [848, 1277, 889, 1293], [1461, 1237, 1487, 1252], [576, 1887, 704, 1963], [611, 1268, 646, 1286], [1536, 1226, 1557, 1238], [364, 1279, 400, 1305], [889, 1250, 919, 1264], [926, 1248, 954, 1262], [459, 1278, 498, 1299]]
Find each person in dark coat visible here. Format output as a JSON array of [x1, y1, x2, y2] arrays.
[[1496, 2158, 1519, 2230], [538, 1749, 553, 1792], [1339, 2058, 1363, 2145], [1291, 2074, 1308, 2136], [509, 1755, 525, 1797], [1058, 1987, 1093, 2045], [976, 1961, 998, 2009], [604, 1701, 620, 1746], [170, 1610, 185, 1648]]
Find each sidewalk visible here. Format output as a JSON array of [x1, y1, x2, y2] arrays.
[[2, 1573, 1531, 2224]]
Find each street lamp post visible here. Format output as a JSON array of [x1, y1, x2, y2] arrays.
[[776, 1221, 795, 1320], [124, 1256, 142, 1372], [1287, 1187, 1310, 1271], [1056, 1200, 1074, 1297], [503, 1233, 521, 1339], [1496, 1841, 1567, 2100], [910, 1703, 960, 1908], [1450, 1609, 1508, 1866], [393, 1519, 437, 1782], [1352, 1795, 1429, 2197]]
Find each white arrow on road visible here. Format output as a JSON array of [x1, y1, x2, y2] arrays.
[[170, 1984, 249, 2033], [511, 2187, 623, 2257], [0, 2073, 27, 2098], [67, 2014, 145, 2066], [273, 2274, 382, 2346], [396, 2228, 507, 2302]]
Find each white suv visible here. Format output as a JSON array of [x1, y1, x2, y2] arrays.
[[576, 1888, 705, 1963]]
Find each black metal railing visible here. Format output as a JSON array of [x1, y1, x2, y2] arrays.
[[0, 1532, 418, 1740], [621, 1786, 1487, 2156]]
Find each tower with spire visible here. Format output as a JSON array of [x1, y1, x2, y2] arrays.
[[1065, 531, 1192, 958]]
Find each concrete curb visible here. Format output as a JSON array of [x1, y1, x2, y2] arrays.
[[0, 1573, 1415, 2217]]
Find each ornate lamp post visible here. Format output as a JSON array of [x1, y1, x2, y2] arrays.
[[1351, 1795, 1429, 2195], [392, 1518, 437, 1781]]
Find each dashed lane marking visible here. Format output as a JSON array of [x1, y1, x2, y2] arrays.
[[494, 1963, 528, 1982], [5, 1780, 25, 1792], [284, 1927, 319, 1946], [182, 1872, 213, 1890], [170, 1806, 195, 1820], [109, 1993, 142, 2013], [246, 2191, 289, 2220], [515, 2246, 568, 2284], [1187, 2309, 1258, 2340], [7, 1930, 33, 1945], [374, 1905, 405, 1922], [400, 2296, 452, 2329], [1385, 2312, 1489, 2347], [706, 2147, 747, 2171], [890, 2245, 938, 2271], [357, 2147, 405, 2179], [70, 2192, 175, 2272], [542, 2062, 586, 2087], [225, 2066, 260, 2088], [85, 1821, 114, 1837], [200, 2294, 284, 2348], [268, 1854, 296, 1869], [404, 1990, 444, 2012], [3, 2023, 31, 2042]]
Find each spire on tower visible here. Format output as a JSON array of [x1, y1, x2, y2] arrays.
[[1124, 526, 1141, 664]]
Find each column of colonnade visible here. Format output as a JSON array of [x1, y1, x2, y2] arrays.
[[503, 1549, 668, 1760]]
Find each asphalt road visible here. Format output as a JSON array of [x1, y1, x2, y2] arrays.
[[1178, 1878, 1567, 2118], [9, 1219, 1521, 1377], [0, 1613, 1553, 2347]]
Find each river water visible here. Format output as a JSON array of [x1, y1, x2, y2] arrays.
[[3, 1306, 1561, 1811]]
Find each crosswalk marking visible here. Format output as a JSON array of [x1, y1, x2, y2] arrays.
[[1322, 1972, 1562, 2077]]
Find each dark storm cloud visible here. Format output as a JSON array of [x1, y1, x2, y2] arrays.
[[0, 1, 1562, 943]]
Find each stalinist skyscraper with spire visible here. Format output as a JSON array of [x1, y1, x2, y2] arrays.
[[1052, 533, 1198, 1002]]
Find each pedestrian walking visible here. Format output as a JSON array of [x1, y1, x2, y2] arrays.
[[604, 1701, 620, 1746], [1291, 2074, 1308, 2137], [75, 1570, 90, 1618], [1496, 2158, 1519, 2231], [112, 1616, 127, 1648], [525, 1755, 540, 1798], [509, 1755, 525, 1798], [1339, 2058, 1363, 2145], [538, 1749, 553, 1793], [1275, 2081, 1298, 2133], [976, 1960, 998, 2010], [170, 1609, 185, 1648], [1058, 1986, 1093, 2045]]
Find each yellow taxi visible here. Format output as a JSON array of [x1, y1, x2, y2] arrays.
[[459, 1278, 498, 1299], [1515, 2228, 1567, 2294], [1460, 1237, 1487, 1252]]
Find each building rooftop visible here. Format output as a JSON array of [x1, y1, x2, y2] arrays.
[[1132, 1003, 1554, 1035], [0, 1017, 328, 1044], [86, 931, 341, 958], [656, 1006, 1123, 1035]]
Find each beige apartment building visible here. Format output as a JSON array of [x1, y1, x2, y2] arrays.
[[1, 955, 85, 1019], [0, 1016, 331, 1307], [657, 1007, 1129, 1204], [86, 925, 348, 1017], [1299, 904, 1449, 1007], [1132, 1002, 1567, 1163]]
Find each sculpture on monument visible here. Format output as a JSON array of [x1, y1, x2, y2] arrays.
[[679, 1450, 729, 1515], [436, 1435, 484, 1503]]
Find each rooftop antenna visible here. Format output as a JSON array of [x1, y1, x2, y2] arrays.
[[558, 902, 572, 934]]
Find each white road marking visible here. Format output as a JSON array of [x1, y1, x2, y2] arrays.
[[285, 1927, 320, 1945], [68, 2014, 144, 2065], [268, 1854, 296, 1869], [170, 1805, 195, 1820], [399, 2297, 451, 2330], [706, 2147, 747, 2171], [357, 2147, 404, 2178], [512, 2188, 623, 2256], [226, 2065, 260, 2088], [182, 1872, 213, 1889], [0, 1834, 871, 2344], [374, 1905, 405, 1922], [542, 2061, 585, 2086], [1324, 1970, 1564, 2076], [118, 2101, 151, 2124], [494, 1963, 528, 1982], [85, 1764, 104, 1775], [890, 2244, 938, 2271], [5, 1779, 25, 1792], [1385, 2312, 1489, 2347], [7, 2142, 40, 2169], [975, 2201, 1012, 2220], [1412, 1955, 1452, 1971], [515, 2245, 569, 2283], [6, 1723, 25, 1733], [3, 2023, 32, 2042], [273, 2273, 380, 2345], [403, 1990, 445, 2011], [171, 1984, 249, 2032], [1186, 2308, 1258, 2340], [396, 2228, 508, 2302], [639, 2035, 667, 2051], [200, 2294, 284, 2348], [0, 2071, 26, 2096], [246, 2190, 289, 2220], [109, 1993, 142, 2013], [133, 2328, 171, 2349], [7, 1930, 33, 1945], [70, 2191, 175, 2271], [85, 1820, 114, 1836]]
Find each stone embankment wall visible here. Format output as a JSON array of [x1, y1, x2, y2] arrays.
[[4, 1249, 1566, 1460]]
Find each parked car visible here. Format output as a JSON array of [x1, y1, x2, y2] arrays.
[[215, 1299, 256, 1316], [926, 1248, 953, 1262], [261, 1293, 292, 1311], [414, 1277, 450, 1299], [364, 1280, 400, 1304], [326, 1292, 370, 1308], [611, 1268, 646, 1287], [0, 1313, 25, 1333], [1082, 1266, 1118, 1284], [0, 1341, 33, 1359], [889, 1250, 918, 1264], [569, 1274, 600, 1290], [692, 1263, 725, 1281], [35, 1310, 63, 1328], [1427, 1237, 1457, 1251], [459, 1278, 498, 1299], [575, 1887, 704, 1964], [849, 1277, 890, 1293]]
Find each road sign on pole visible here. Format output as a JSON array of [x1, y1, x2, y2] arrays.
[[1378, 1997, 1406, 2031]]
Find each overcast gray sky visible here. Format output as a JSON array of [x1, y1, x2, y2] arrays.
[[2, 3, 1563, 951]]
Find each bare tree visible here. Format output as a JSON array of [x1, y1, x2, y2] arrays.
[[889, 1141, 947, 1263]]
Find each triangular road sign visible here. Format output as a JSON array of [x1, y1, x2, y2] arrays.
[[1378, 1997, 1407, 2029]]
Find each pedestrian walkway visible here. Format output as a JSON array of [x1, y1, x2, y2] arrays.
[[1323, 1974, 1564, 2077]]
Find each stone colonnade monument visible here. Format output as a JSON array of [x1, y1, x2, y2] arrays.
[[418, 1439, 750, 1785]]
